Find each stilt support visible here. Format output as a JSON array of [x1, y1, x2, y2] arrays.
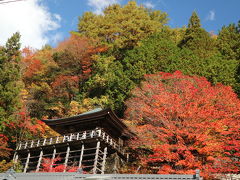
[[64, 145, 70, 172], [36, 150, 43, 172], [93, 141, 100, 174], [50, 148, 56, 171], [101, 146, 108, 174], [78, 144, 84, 168], [24, 151, 30, 173]]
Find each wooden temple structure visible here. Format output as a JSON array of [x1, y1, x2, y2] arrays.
[[13, 108, 133, 174]]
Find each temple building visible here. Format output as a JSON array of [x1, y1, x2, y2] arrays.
[[13, 108, 134, 174]]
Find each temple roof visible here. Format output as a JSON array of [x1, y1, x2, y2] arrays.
[[42, 108, 134, 139]]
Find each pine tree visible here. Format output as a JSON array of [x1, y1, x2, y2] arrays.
[[217, 22, 240, 60], [179, 11, 216, 58], [188, 11, 201, 29], [0, 32, 21, 131]]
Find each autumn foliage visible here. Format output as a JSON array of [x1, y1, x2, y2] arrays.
[[125, 71, 240, 178], [1, 4, 240, 176], [40, 157, 78, 172], [55, 33, 108, 81]]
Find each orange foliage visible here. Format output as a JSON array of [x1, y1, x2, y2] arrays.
[[125, 71, 240, 178], [56, 34, 107, 80], [0, 134, 11, 158], [39, 157, 78, 172], [22, 48, 43, 79], [51, 75, 79, 100]]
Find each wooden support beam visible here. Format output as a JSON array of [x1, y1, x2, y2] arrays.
[[82, 131, 86, 139], [78, 144, 84, 168], [56, 136, 59, 143], [18, 142, 22, 150], [50, 148, 56, 172], [93, 141, 100, 174], [43, 138, 46, 146], [97, 128, 101, 137], [64, 145, 70, 172], [24, 151, 30, 173], [37, 139, 40, 147], [36, 150, 43, 172], [30, 140, 34, 148], [101, 146, 108, 174], [49, 138, 52, 145], [76, 132, 80, 140], [13, 152, 19, 169], [24, 141, 28, 149], [13, 152, 17, 163]]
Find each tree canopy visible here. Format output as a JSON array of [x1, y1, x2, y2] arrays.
[[125, 71, 240, 178], [0, 1, 240, 176], [78, 1, 168, 50]]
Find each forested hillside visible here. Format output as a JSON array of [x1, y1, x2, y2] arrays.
[[0, 1, 239, 178]]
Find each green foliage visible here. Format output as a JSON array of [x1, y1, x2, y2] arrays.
[[77, 1, 168, 114], [123, 30, 238, 87], [216, 21, 240, 94], [0, 32, 22, 130], [217, 22, 240, 60], [83, 55, 134, 114], [179, 11, 217, 58], [123, 30, 178, 83], [1, 2, 240, 174], [188, 11, 201, 28], [78, 1, 168, 50]]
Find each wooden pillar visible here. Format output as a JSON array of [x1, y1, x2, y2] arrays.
[[30, 140, 34, 148], [78, 144, 84, 168], [13, 151, 18, 168], [50, 147, 56, 172], [93, 141, 100, 174], [24, 141, 28, 149], [97, 128, 101, 137], [13, 152, 18, 169], [24, 151, 30, 173], [18, 142, 22, 150], [36, 150, 43, 172], [43, 138, 46, 146], [56, 136, 59, 143], [76, 132, 80, 140], [49, 138, 53, 144], [37, 140, 40, 147], [101, 146, 108, 174], [13, 152, 17, 163], [64, 145, 70, 172]]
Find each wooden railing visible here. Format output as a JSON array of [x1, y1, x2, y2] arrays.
[[16, 129, 125, 154]]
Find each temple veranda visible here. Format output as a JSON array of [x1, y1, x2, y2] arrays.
[[13, 108, 134, 173]]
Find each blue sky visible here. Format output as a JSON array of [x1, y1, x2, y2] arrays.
[[0, 0, 239, 49]]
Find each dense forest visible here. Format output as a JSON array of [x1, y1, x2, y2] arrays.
[[0, 1, 239, 178]]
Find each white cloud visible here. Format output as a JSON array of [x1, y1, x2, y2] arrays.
[[87, 0, 119, 15], [206, 10, 215, 21], [0, 0, 61, 49], [143, 2, 155, 9], [51, 32, 63, 45]]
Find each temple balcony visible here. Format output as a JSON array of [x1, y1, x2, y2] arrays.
[[16, 128, 126, 156], [14, 108, 133, 173]]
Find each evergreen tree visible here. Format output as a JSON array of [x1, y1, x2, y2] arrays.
[[179, 11, 216, 58], [217, 22, 240, 60], [123, 30, 238, 87], [0, 32, 22, 131]]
